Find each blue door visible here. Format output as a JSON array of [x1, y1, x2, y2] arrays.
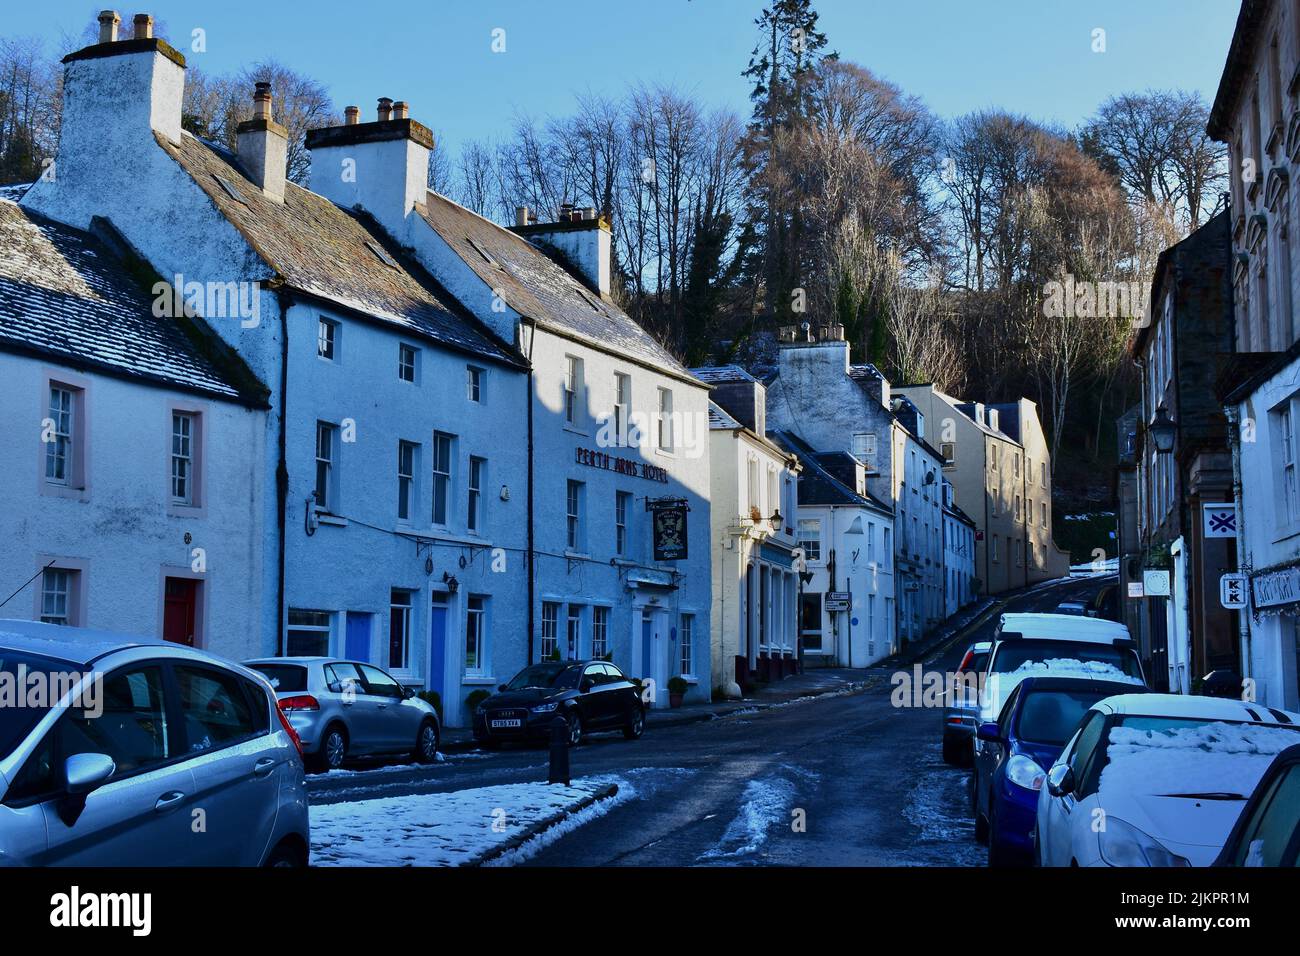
[[641, 612, 652, 678], [345, 612, 371, 662], [428, 597, 448, 699]]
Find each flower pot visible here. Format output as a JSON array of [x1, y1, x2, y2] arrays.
[[669, 692, 684, 708]]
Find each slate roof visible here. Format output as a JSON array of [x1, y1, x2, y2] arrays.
[[417, 191, 697, 383], [691, 364, 756, 384], [771, 430, 892, 513], [708, 400, 742, 430], [0, 199, 264, 405], [154, 132, 522, 368]]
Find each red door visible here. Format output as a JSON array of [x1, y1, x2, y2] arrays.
[[163, 578, 198, 646]]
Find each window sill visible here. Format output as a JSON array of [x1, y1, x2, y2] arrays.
[[463, 676, 496, 686], [317, 513, 348, 527], [562, 424, 589, 437]]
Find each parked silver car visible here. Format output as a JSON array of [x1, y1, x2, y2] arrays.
[[0, 619, 308, 866], [941, 641, 990, 765], [244, 657, 440, 771]]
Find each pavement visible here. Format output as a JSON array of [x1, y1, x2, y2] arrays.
[[306, 574, 1115, 866]]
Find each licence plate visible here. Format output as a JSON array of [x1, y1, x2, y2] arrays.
[[491, 718, 522, 729]]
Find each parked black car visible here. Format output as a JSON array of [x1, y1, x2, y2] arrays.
[[1214, 743, 1300, 867], [472, 660, 646, 747]]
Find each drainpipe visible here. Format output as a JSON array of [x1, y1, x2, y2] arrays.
[[1226, 404, 1252, 684], [522, 318, 536, 665], [275, 287, 291, 654]]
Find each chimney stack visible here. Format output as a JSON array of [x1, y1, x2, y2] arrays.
[[510, 204, 613, 296], [515, 206, 530, 227], [98, 10, 121, 43], [132, 13, 153, 39], [236, 81, 288, 203], [391, 101, 409, 120], [344, 105, 360, 125], [377, 97, 393, 121]]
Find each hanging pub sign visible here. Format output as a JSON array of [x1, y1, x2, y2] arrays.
[[647, 497, 689, 561]]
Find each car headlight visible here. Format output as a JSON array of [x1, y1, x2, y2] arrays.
[[530, 701, 559, 714], [1098, 816, 1191, 867], [1005, 754, 1046, 791]]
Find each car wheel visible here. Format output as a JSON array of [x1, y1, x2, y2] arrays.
[[263, 840, 306, 868], [623, 704, 645, 740], [414, 719, 439, 763], [566, 711, 583, 747], [315, 723, 347, 771]]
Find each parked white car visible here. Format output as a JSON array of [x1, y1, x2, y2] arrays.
[[1035, 693, 1300, 867], [977, 613, 1144, 729]]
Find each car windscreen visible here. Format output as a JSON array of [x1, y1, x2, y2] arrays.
[[506, 663, 582, 690], [247, 664, 308, 693], [1016, 688, 1109, 745], [0, 651, 75, 760], [991, 639, 1143, 680]]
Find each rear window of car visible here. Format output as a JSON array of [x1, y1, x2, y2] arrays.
[[991, 639, 1143, 681], [248, 664, 308, 693]]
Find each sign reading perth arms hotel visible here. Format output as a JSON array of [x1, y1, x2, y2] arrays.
[[575, 447, 669, 483], [1251, 564, 1300, 613]]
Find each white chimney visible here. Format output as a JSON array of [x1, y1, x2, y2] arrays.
[[306, 96, 433, 238], [988, 408, 1000, 433], [510, 210, 613, 296], [236, 81, 287, 203]]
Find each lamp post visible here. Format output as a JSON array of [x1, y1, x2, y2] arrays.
[[1149, 405, 1177, 455]]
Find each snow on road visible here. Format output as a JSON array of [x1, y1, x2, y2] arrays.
[[310, 775, 626, 866], [698, 765, 819, 863], [902, 748, 986, 866]]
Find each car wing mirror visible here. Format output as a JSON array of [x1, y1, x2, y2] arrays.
[[976, 722, 1002, 743], [498, 684, 508, 693], [63, 753, 115, 796], [580, 679, 595, 692], [1046, 764, 1075, 798]]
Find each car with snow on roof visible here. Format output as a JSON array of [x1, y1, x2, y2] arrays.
[[1035, 693, 1300, 867]]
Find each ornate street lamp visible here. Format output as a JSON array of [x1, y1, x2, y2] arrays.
[[1148, 405, 1177, 455]]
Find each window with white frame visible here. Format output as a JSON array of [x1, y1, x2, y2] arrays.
[[564, 356, 583, 426], [466, 596, 487, 675], [680, 614, 694, 676], [567, 480, 585, 551], [747, 457, 759, 514], [767, 468, 778, 519], [1279, 400, 1298, 522], [171, 412, 197, 505], [1041, 501, 1048, 528], [616, 491, 631, 556], [287, 609, 331, 656], [540, 602, 560, 660], [566, 605, 582, 659], [797, 519, 822, 562], [317, 318, 338, 360], [592, 606, 610, 659], [314, 421, 337, 509], [657, 387, 674, 451], [867, 521, 876, 564], [45, 385, 75, 484], [389, 589, 412, 670], [397, 440, 418, 521], [40, 568, 75, 625], [399, 343, 418, 383], [613, 372, 630, 444], [432, 431, 453, 525], [467, 365, 483, 403], [467, 456, 485, 532], [852, 432, 876, 466], [883, 526, 892, 569]]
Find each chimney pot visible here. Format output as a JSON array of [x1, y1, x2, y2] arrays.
[[132, 13, 153, 39], [515, 205, 530, 227], [392, 101, 409, 120], [344, 105, 360, 125], [377, 97, 393, 121], [252, 81, 272, 121], [97, 10, 121, 43]]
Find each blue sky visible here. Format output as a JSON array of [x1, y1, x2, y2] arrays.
[[16, 1, 1241, 156]]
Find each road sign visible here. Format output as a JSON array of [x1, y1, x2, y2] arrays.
[[1127, 581, 1144, 598], [825, 592, 851, 612], [1219, 572, 1247, 610], [1203, 503, 1237, 539]]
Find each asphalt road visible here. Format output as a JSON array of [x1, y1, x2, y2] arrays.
[[307, 575, 1113, 866]]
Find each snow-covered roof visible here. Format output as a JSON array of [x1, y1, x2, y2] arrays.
[[998, 612, 1130, 644], [0, 199, 265, 405], [417, 191, 698, 384], [692, 364, 756, 384], [155, 132, 522, 369], [708, 400, 742, 430], [1095, 693, 1300, 724]]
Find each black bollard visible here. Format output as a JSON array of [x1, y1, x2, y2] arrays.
[[548, 713, 570, 785]]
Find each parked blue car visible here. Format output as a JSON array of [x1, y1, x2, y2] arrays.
[[973, 676, 1149, 866]]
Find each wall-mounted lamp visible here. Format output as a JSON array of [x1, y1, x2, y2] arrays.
[[1148, 405, 1177, 455]]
